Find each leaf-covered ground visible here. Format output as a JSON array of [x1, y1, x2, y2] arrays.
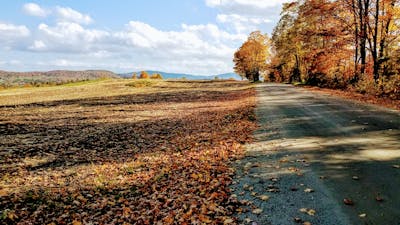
[[301, 85, 400, 110], [0, 80, 257, 224]]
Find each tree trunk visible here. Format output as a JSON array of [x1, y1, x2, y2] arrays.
[[372, 0, 380, 81], [253, 71, 260, 82], [351, 0, 360, 83], [358, 0, 369, 76]]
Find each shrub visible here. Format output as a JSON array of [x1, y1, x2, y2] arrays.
[[150, 73, 163, 79], [356, 75, 400, 99], [126, 80, 155, 88], [139, 71, 149, 79]]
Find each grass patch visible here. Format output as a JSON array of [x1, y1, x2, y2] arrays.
[[60, 78, 109, 87], [126, 79, 159, 88]]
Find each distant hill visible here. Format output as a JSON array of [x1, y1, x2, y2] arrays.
[[119, 71, 242, 80], [0, 70, 119, 87]]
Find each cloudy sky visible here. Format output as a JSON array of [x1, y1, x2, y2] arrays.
[[0, 0, 290, 75]]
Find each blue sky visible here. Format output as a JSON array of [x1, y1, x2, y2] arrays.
[[0, 0, 289, 74]]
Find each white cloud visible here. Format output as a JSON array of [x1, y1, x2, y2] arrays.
[[206, 0, 290, 35], [32, 22, 109, 52], [0, 23, 30, 37], [22, 3, 93, 24], [55, 6, 93, 25], [206, 0, 291, 14], [0, 23, 30, 50], [29, 40, 46, 50], [22, 3, 48, 17], [115, 21, 241, 60], [217, 14, 272, 33], [15, 19, 242, 74]]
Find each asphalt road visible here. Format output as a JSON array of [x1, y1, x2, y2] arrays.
[[231, 83, 400, 225]]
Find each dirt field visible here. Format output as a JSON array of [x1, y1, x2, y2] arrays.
[[0, 79, 256, 224]]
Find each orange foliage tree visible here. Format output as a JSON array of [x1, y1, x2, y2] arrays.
[[268, 0, 400, 98], [139, 71, 149, 79]]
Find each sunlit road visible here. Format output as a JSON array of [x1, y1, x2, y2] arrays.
[[232, 83, 400, 225]]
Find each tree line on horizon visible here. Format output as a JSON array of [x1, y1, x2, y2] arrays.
[[234, 0, 400, 99], [132, 71, 163, 79]]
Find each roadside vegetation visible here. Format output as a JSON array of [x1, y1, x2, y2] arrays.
[[234, 0, 400, 101], [0, 79, 256, 224]]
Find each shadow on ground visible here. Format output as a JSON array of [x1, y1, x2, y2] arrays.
[[232, 84, 400, 225]]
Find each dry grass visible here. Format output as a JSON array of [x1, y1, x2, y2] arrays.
[[0, 79, 256, 224]]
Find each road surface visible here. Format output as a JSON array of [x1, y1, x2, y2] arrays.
[[231, 83, 400, 225]]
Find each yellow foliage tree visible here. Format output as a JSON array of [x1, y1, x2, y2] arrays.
[[233, 31, 271, 82], [150, 73, 163, 79]]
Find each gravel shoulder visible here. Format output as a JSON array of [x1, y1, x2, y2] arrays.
[[231, 83, 400, 225]]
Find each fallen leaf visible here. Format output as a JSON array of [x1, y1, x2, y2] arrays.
[[72, 221, 82, 225], [307, 209, 316, 216], [303, 222, 312, 225], [304, 188, 314, 193], [359, 213, 367, 218], [299, 208, 316, 216], [293, 217, 302, 223], [343, 198, 354, 205], [266, 188, 280, 193], [352, 176, 359, 180], [259, 195, 270, 201], [252, 208, 263, 215], [375, 196, 384, 202], [299, 208, 308, 213], [244, 218, 252, 223], [270, 178, 279, 182], [199, 214, 212, 223], [223, 218, 234, 224], [392, 165, 400, 169]]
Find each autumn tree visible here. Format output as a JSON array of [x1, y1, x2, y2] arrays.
[[270, 2, 302, 83], [150, 73, 163, 79], [234, 31, 271, 82], [139, 71, 149, 79], [270, 0, 400, 99]]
